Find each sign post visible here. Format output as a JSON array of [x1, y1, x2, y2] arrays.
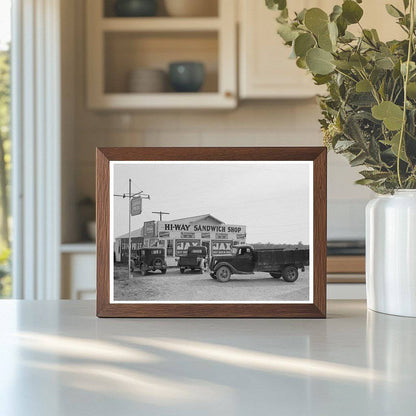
[[114, 179, 150, 279], [128, 180, 132, 280]]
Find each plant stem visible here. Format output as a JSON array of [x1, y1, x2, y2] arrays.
[[397, 0, 415, 188]]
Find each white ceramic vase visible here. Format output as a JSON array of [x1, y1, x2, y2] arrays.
[[366, 190, 416, 317]]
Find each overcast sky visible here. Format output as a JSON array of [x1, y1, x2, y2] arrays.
[[112, 162, 311, 245]]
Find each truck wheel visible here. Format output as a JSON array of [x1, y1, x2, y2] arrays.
[[216, 266, 231, 283], [270, 272, 282, 279], [282, 266, 298, 282], [180, 268, 185, 274], [140, 264, 148, 276]]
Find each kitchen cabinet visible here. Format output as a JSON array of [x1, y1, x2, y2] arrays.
[[238, 0, 404, 99], [239, 0, 321, 99], [86, 0, 237, 109]]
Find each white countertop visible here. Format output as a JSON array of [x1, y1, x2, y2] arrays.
[[0, 300, 415, 415]]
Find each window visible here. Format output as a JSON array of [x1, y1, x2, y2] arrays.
[[0, 0, 11, 298]]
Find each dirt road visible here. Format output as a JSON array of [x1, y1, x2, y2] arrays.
[[113, 264, 310, 302]]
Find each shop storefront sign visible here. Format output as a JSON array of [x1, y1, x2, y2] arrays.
[[161, 222, 245, 234], [216, 233, 228, 240], [212, 240, 233, 255], [181, 232, 195, 239], [175, 239, 201, 256], [143, 221, 156, 237]]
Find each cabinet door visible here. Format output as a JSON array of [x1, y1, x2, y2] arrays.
[[238, 0, 404, 99], [239, 0, 319, 99]]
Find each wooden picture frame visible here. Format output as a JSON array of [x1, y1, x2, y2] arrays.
[[97, 147, 327, 318]]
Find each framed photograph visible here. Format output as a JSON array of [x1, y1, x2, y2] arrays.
[[96, 147, 327, 318]]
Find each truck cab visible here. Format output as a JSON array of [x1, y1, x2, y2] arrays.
[[209, 245, 308, 283], [178, 246, 208, 274]]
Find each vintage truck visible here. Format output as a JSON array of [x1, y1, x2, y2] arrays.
[[130, 248, 167, 276], [209, 245, 309, 283], [178, 246, 207, 274]]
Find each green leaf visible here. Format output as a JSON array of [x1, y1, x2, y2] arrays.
[[340, 31, 356, 42], [371, 29, 380, 42], [277, 23, 299, 42], [350, 53, 368, 69], [369, 136, 381, 162], [407, 82, 416, 99], [334, 139, 355, 152], [382, 132, 409, 162], [330, 5, 343, 22], [336, 15, 348, 36], [295, 8, 307, 22], [294, 33, 315, 57], [318, 31, 333, 52], [372, 101, 404, 130], [313, 74, 332, 85], [342, 0, 364, 24], [375, 56, 395, 70], [356, 79, 372, 93], [360, 170, 391, 180], [350, 152, 368, 167], [296, 57, 307, 69], [401, 61, 416, 76], [306, 48, 335, 75], [333, 59, 353, 70], [385, 4, 403, 18], [304, 8, 329, 35], [266, 0, 287, 11], [356, 178, 377, 185]]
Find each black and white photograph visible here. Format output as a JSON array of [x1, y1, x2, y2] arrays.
[[110, 161, 313, 303]]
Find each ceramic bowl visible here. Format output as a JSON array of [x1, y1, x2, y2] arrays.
[[168, 62, 205, 93], [127, 68, 167, 93], [114, 0, 158, 17]]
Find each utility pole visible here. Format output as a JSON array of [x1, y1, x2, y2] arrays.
[[128, 179, 132, 280], [114, 179, 150, 279], [152, 211, 170, 221]]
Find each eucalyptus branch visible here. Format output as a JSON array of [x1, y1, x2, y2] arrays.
[[397, 0, 415, 188], [334, 68, 358, 83]]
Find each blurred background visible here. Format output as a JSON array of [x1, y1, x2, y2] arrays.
[[1, 0, 404, 300]]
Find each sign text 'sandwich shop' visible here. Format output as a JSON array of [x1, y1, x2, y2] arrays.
[[143, 215, 246, 266]]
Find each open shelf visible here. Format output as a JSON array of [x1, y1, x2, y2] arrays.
[[86, 0, 236, 109], [104, 31, 219, 94], [101, 17, 221, 32]]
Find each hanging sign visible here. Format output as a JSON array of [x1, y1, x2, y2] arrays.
[[143, 221, 156, 237], [130, 197, 142, 216]]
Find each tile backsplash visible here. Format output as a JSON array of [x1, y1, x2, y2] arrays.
[[71, 100, 372, 242]]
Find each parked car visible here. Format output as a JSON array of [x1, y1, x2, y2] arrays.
[[178, 246, 207, 274], [130, 248, 167, 276], [209, 245, 309, 283]]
